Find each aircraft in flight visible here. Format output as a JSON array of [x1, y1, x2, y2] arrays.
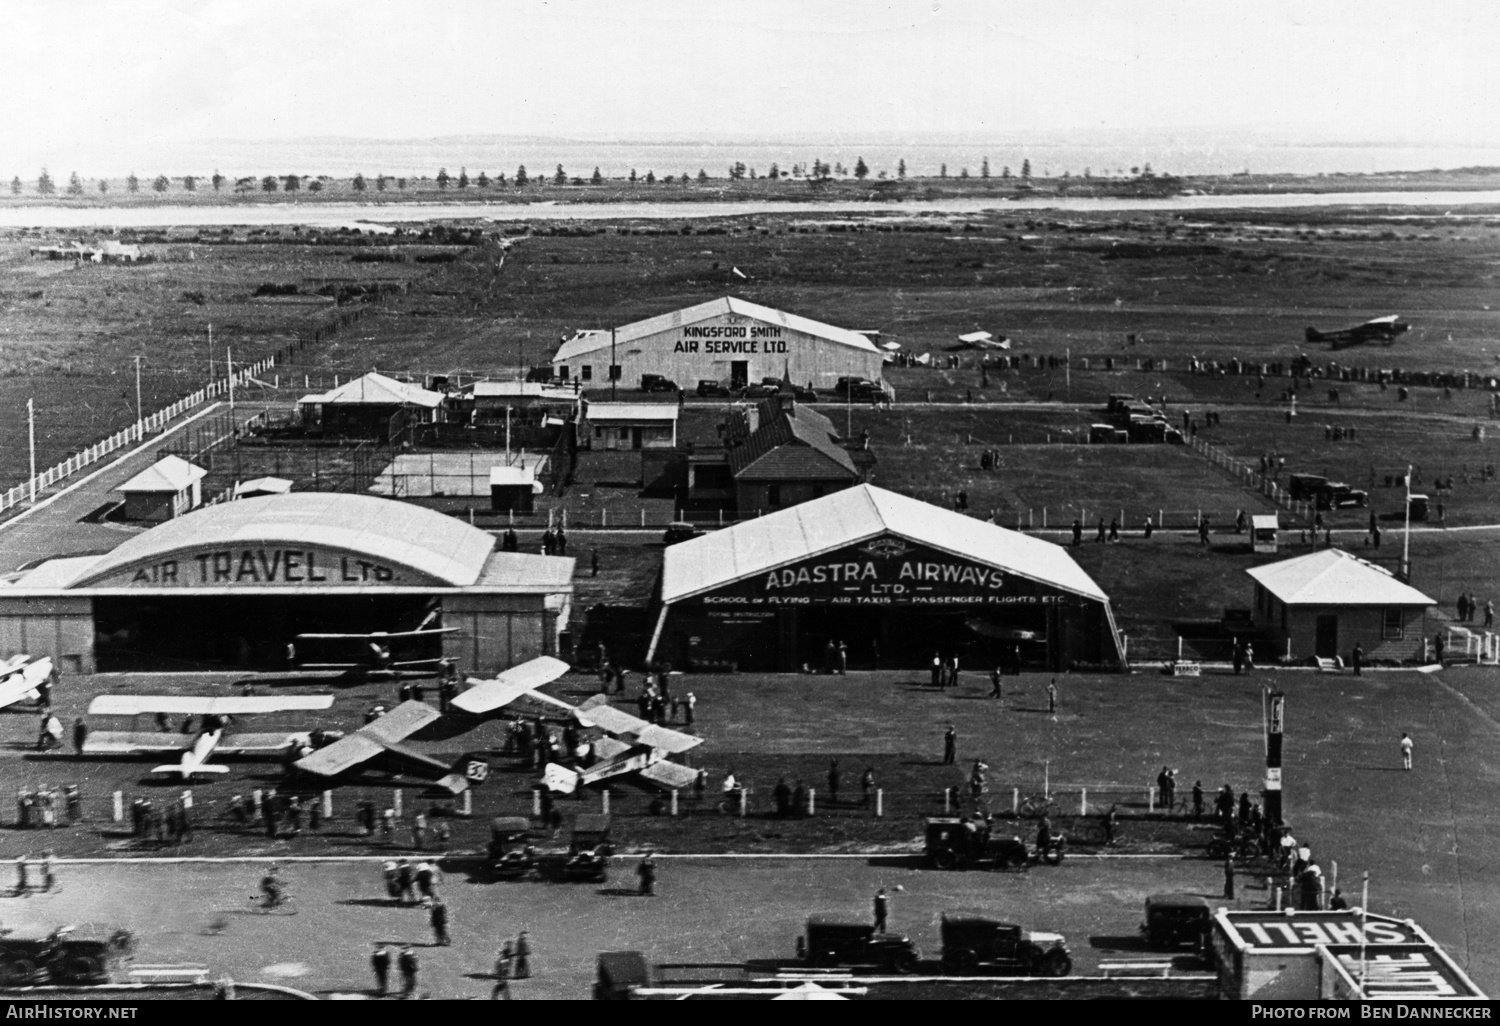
[[1304, 316, 1411, 349], [83, 694, 336, 779]]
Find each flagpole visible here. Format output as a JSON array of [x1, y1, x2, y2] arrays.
[[1402, 464, 1412, 579], [227, 347, 235, 415]]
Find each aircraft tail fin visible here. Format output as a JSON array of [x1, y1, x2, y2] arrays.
[[151, 763, 230, 777], [1304, 327, 1325, 343], [448, 752, 490, 788], [543, 762, 580, 794]]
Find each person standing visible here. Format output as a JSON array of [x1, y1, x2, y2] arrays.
[[1232, 639, 1244, 676], [1047, 680, 1058, 714], [823, 639, 836, 675], [590, 548, 600, 578], [1352, 642, 1363, 676], [430, 898, 450, 945], [873, 887, 889, 933], [1487, 600, 1496, 630], [637, 851, 657, 896], [860, 768, 875, 808], [1435, 633, 1446, 667], [1072, 519, 1083, 547], [943, 725, 957, 766], [827, 759, 840, 803], [1458, 593, 1470, 624], [683, 692, 696, 727], [931, 651, 943, 689], [837, 641, 848, 675], [513, 931, 532, 979], [397, 945, 418, 997], [1143, 516, 1154, 540], [989, 666, 1003, 700], [371, 944, 391, 996], [1401, 732, 1414, 770], [949, 655, 961, 690], [1222, 855, 1236, 900], [72, 717, 88, 757]]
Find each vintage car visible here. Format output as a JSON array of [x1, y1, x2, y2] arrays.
[[563, 813, 613, 883], [924, 817, 1030, 871], [796, 916, 918, 972], [939, 913, 1071, 976], [0, 925, 134, 986], [594, 951, 653, 1000], [696, 379, 732, 397], [1142, 893, 1212, 951], [488, 817, 536, 880], [640, 374, 680, 393], [662, 521, 701, 546]]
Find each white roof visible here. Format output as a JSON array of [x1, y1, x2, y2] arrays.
[[117, 455, 207, 494], [586, 403, 679, 423], [554, 297, 881, 362], [489, 466, 537, 486], [661, 484, 1109, 604], [299, 371, 444, 409], [1250, 515, 1279, 530], [472, 381, 580, 401], [1247, 549, 1435, 607]]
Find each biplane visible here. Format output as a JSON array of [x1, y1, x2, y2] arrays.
[[83, 694, 335, 779], [0, 655, 54, 712], [290, 699, 491, 794], [530, 691, 703, 794], [289, 627, 458, 676]]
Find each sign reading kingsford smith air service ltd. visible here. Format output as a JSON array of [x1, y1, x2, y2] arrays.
[[696, 536, 1069, 607], [672, 320, 790, 355]]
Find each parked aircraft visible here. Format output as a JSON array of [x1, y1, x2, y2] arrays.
[[290, 700, 490, 794], [83, 694, 336, 779], [956, 331, 1012, 351], [0, 655, 54, 712], [1304, 316, 1411, 349], [529, 691, 703, 794], [290, 627, 458, 676]]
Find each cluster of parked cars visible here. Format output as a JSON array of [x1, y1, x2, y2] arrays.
[[1089, 394, 1186, 445], [795, 913, 1073, 977], [645, 374, 886, 403]]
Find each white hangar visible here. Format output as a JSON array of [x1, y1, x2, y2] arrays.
[[550, 297, 885, 392]]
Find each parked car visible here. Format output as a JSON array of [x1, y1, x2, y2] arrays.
[[0, 925, 134, 986], [834, 377, 880, 402], [1141, 893, 1212, 952], [739, 383, 776, 399], [663, 521, 701, 546], [696, 379, 732, 397], [796, 916, 918, 972], [640, 374, 680, 393], [563, 814, 613, 883], [939, 912, 1071, 976], [924, 817, 1029, 871], [487, 817, 536, 880]]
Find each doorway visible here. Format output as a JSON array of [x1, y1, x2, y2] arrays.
[[731, 361, 749, 390], [1315, 615, 1339, 658]]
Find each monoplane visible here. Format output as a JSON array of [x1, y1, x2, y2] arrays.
[[1304, 316, 1411, 349]]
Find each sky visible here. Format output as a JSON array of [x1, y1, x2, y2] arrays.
[[3, 0, 1498, 173]]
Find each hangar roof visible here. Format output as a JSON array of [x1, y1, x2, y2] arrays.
[[585, 403, 679, 423], [117, 455, 207, 494], [299, 371, 445, 409], [1247, 549, 1435, 607], [553, 297, 881, 362], [660, 484, 1108, 604], [69, 493, 497, 589], [728, 401, 858, 481]]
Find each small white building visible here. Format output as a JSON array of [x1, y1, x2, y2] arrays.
[[551, 297, 885, 392], [583, 403, 679, 451], [490, 465, 543, 513], [234, 477, 294, 500], [116, 455, 207, 522]]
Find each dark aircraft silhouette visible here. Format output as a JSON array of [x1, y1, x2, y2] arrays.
[[1304, 316, 1411, 349]]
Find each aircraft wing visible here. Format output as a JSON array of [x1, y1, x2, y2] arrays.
[[216, 732, 307, 755], [82, 731, 192, 756], [88, 695, 334, 717], [292, 701, 440, 778], [574, 704, 703, 755], [450, 656, 572, 714], [295, 628, 458, 640], [0, 657, 50, 711], [638, 760, 701, 790]]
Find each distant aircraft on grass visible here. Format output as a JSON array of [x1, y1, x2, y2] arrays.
[[290, 626, 458, 677], [83, 694, 336, 779], [0, 655, 54, 712], [1305, 316, 1411, 349]]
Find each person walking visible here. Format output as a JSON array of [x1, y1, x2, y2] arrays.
[[429, 898, 450, 945], [1400, 732, 1414, 770], [371, 944, 391, 996], [1047, 679, 1058, 714], [1352, 642, 1363, 676], [1223, 855, 1236, 900], [683, 691, 696, 727], [1232, 639, 1244, 676], [72, 717, 87, 757], [513, 931, 532, 979], [1435, 633, 1446, 667], [873, 887, 889, 933], [637, 851, 657, 896], [1487, 600, 1496, 630], [989, 666, 1003, 700], [943, 725, 957, 766], [860, 768, 875, 809], [1072, 519, 1083, 547], [397, 945, 418, 996]]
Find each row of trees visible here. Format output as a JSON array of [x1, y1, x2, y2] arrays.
[[9, 160, 1164, 197]]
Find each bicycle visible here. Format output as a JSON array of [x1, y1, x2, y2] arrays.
[[248, 890, 298, 915], [1017, 794, 1061, 820]]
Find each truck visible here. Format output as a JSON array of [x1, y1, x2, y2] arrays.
[[939, 913, 1072, 976], [796, 916, 918, 972], [0, 925, 135, 986]]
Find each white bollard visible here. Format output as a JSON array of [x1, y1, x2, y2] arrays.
[[1148, 786, 1156, 813], [1012, 787, 1019, 815], [601, 790, 611, 816], [738, 789, 747, 819], [670, 790, 679, 817], [459, 790, 473, 817], [393, 789, 403, 818], [1080, 788, 1088, 816], [944, 788, 952, 814], [807, 787, 816, 816], [181, 790, 193, 810], [875, 788, 883, 818], [532, 788, 542, 818], [252, 789, 263, 817], [112, 791, 124, 822], [322, 791, 333, 820]]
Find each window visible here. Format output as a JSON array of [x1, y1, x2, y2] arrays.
[[608, 364, 622, 381], [767, 483, 782, 507], [1382, 608, 1404, 640], [594, 426, 603, 438], [581, 365, 593, 381]]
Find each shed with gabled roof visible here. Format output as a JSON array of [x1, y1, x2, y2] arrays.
[[115, 455, 207, 522]]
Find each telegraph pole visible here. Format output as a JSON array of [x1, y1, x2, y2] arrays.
[[610, 327, 617, 401], [1401, 463, 1413, 580], [27, 399, 36, 506], [227, 347, 235, 415], [133, 355, 143, 439], [1263, 688, 1285, 830]]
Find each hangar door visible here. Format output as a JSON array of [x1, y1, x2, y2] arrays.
[[93, 594, 441, 672]]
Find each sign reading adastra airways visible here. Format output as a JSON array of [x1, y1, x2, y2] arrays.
[[670, 315, 791, 356], [85, 546, 423, 588], [692, 536, 1073, 607]]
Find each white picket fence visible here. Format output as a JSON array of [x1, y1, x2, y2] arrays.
[[1187, 434, 1315, 523], [0, 357, 276, 514]]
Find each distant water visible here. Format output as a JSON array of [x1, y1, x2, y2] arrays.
[[4, 192, 1500, 230], [53, 138, 1500, 181]]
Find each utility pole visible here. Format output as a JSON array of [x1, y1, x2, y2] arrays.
[[27, 399, 36, 506], [1263, 688, 1284, 830], [133, 355, 143, 439], [610, 327, 617, 401], [227, 347, 235, 415], [1401, 463, 1413, 580], [208, 322, 214, 381]]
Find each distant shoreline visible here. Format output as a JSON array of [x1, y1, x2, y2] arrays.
[[4, 167, 1500, 210]]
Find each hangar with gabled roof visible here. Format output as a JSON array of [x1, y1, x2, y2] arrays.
[[0, 493, 572, 675], [552, 296, 885, 392], [648, 484, 1125, 672]]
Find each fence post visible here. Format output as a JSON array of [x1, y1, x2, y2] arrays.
[[807, 787, 816, 816], [532, 788, 542, 818], [1148, 785, 1156, 813], [874, 788, 883, 818], [459, 789, 473, 817], [182, 789, 193, 810], [601, 789, 611, 816], [322, 791, 333, 820], [640, 510, 645, 528], [252, 789, 263, 817], [670, 789, 679, 817], [603, 510, 608, 529], [944, 788, 951, 814], [393, 789, 403, 818], [1012, 787, 1019, 815], [112, 791, 124, 822], [738, 788, 747, 818], [1080, 788, 1088, 816]]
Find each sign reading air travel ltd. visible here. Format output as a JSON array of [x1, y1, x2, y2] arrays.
[[694, 535, 1073, 608], [84, 547, 420, 588]]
